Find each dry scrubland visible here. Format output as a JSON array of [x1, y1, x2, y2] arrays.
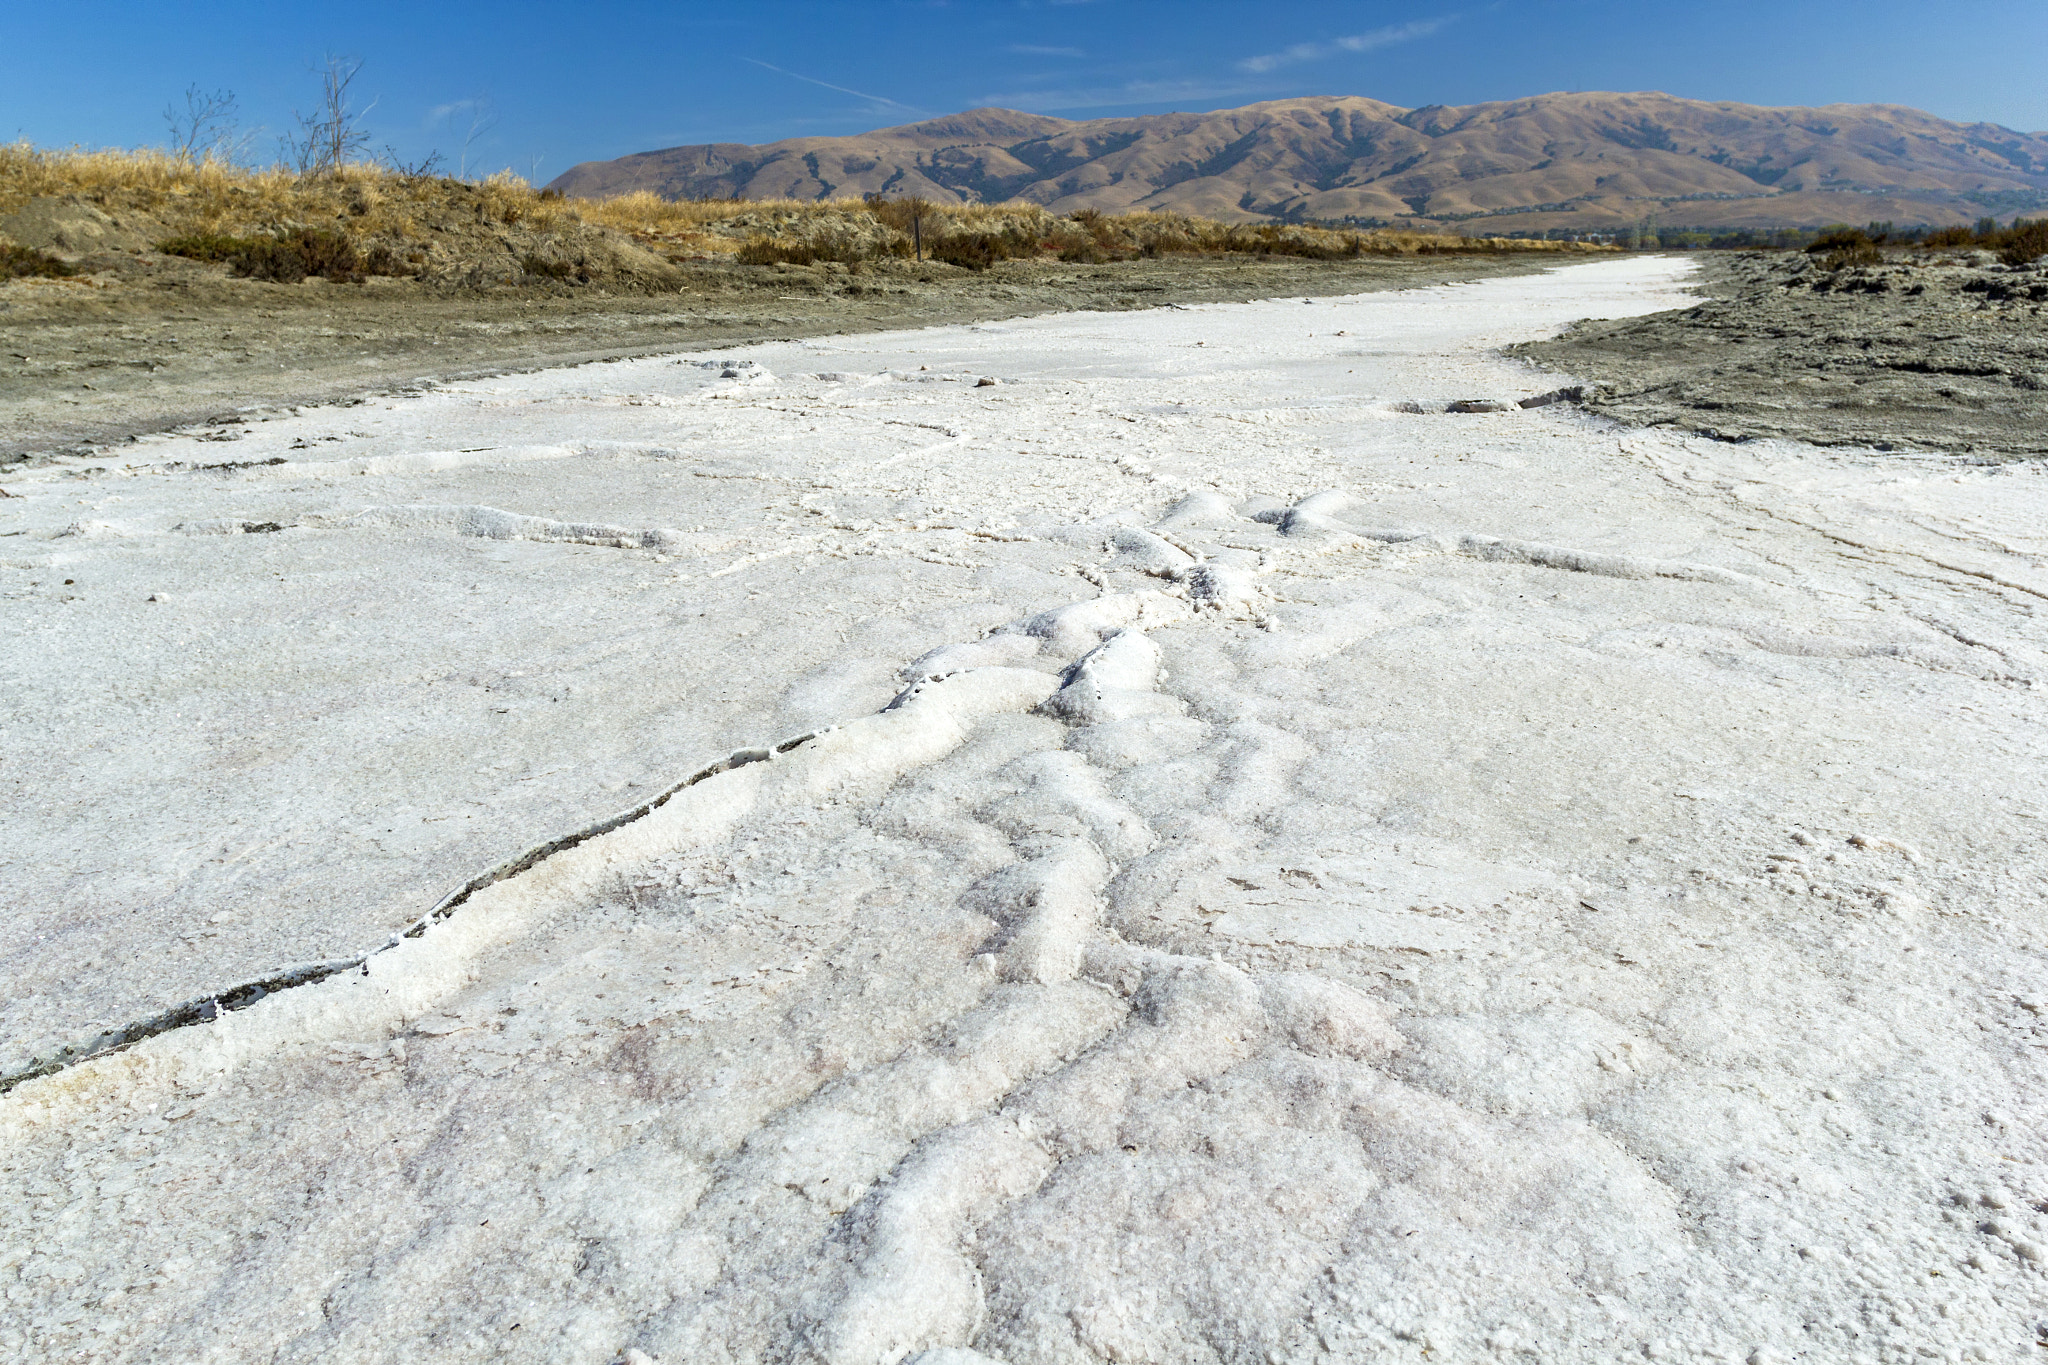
[[0, 144, 1606, 290], [548, 93, 2048, 234], [0, 145, 1604, 461], [6, 146, 2042, 462], [1804, 220, 2048, 271]]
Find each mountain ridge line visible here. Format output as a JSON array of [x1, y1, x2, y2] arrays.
[[548, 90, 2048, 231]]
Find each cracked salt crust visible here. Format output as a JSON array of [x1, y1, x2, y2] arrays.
[[3, 258, 2047, 1362]]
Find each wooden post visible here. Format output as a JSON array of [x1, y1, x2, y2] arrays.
[[913, 210, 922, 263]]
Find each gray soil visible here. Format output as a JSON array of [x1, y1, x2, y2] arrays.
[[1513, 251, 2048, 457], [0, 249, 1556, 463]]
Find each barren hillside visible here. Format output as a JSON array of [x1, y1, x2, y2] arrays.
[[550, 91, 2048, 230]]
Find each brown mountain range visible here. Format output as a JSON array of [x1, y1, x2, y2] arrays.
[[548, 91, 2048, 231]]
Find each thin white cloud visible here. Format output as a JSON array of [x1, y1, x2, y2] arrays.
[[974, 76, 1267, 114], [425, 98, 484, 124], [1009, 44, 1088, 57], [741, 58, 928, 114], [1239, 17, 1451, 73]]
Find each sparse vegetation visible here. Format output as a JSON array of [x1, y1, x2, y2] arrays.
[[0, 140, 1610, 298], [280, 56, 375, 176], [162, 85, 250, 168], [735, 233, 873, 267], [155, 231, 261, 262], [1, 243, 74, 280], [1786, 218, 2048, 270], [158, 226, 408, 282], [519, 252, 579, 281], [1536, 216, 2048, 258], [1806, 226, 1884, 271], [1996, 218, 2047, 266], [720, 200, 1599, 272], [228, 227, 373, 283], [1909, 216, 2046, 265]]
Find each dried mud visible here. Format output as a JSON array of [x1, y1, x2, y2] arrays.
[[9, 261, 2048, 1363], [0, 248, 1554, 463], [1514, 250, 2048, 457]]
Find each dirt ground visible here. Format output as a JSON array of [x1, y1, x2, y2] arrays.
[[1514, 250, 2048, 457], [0, 251, 1558, 463]]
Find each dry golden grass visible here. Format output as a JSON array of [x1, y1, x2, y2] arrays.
[[0, 144, 558, 237], [2, 142, 1613, 270], [574, 189, 832, 231], [0, 143, 286, 209]]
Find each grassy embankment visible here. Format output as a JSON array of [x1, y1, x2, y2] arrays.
[[0, 143, 1615, 286]]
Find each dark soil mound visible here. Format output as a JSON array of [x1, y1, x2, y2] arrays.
[[1514, 251, 2048, 457]]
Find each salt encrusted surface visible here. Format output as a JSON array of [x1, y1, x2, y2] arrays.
[[3, 258, 2046, 1363]]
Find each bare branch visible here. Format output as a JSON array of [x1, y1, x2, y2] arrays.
[[163, 86, 239, 167], [455, 98, 499, 181], [383, 145, 446, 178], [283, 55, 375, 177]]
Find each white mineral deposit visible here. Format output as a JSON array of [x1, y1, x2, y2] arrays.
[[3, 257, 2045, 1363]]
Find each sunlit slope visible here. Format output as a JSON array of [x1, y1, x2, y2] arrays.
[[550, 91, 2048, 229]]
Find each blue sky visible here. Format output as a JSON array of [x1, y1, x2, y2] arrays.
[[5, 1, 2045, 183]]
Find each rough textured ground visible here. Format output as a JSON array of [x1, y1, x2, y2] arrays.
[[0, 246, 1552, 462], [1513, 250, 2048, 456], [548, 93, 2048, 231], [4, 259, 2046, 1365]]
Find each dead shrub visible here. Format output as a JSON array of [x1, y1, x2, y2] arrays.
[[1999, 218, 2047, 266], [1910, 217, 2046, 264], [735, 235, 870, 266], [1808, 228, 1877, 267], [1806, 226, 1874, 254], [161, 227, 411, 281], [1, 242, 75, 279], [231, 227, 361, 282], [157, 232, 261, 262], [520, 252, 577, 280], [866, 195, 934, 236], [929, 223, 1040, 270], [1052, 231, 1112, 264], [1807, 227, 1881, 271]]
